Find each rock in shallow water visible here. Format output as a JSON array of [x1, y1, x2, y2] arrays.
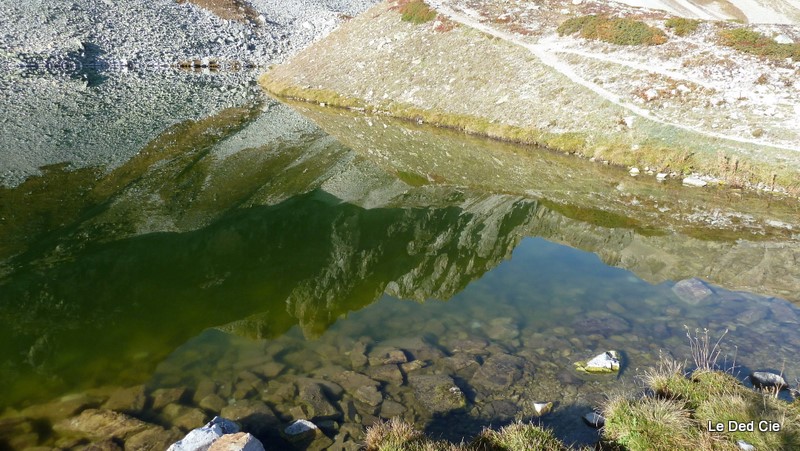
[[583, 412, 605, 428], [408, 374, 467, 414], [750, 371, 788, 390], [672, 278, 714, 305], [574, 351, 621, 374]]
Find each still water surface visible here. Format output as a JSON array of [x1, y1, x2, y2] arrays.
[[1, 74, 800, 448]]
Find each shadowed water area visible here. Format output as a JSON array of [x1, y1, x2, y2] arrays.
[[1, 73, 800, 449]]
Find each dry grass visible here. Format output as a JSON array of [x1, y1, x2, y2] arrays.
[[718, 27, 800, 61]]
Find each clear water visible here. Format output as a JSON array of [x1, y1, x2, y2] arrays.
[[2, 76, 800, 449]]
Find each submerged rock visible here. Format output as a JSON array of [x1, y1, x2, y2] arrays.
[[572, 312, 630, 335], [672, 278, 714, 305], [283, 420, 333, 450], [750, 371, 788, 390], [574, 351, 621, 374], [583, 412, 605, 428], [53, 409, 151, 441], [471, 353, 527, 391], [408, 374, 467, 414]]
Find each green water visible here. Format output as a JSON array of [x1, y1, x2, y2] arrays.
[[2, 94, 800, 449]]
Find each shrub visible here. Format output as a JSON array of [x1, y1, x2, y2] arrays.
[[665, 17, 701, 36], [557, 15, 667, 45], [395, 0, 437, 24], [719, 27, 800, 61]]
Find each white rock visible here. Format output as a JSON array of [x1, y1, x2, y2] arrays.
[[629, 167, 640, 176], [585, 351, 620, 372], [775, 34, 793, 44], [533, 401, 553, 415], [167, 417, 241, 451], [737, 440, 756, 451], [682, 176, 707, 187], [656, 173, 668, 181]]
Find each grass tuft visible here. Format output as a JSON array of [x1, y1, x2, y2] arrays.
[[394, 0, 437, 24], [665, 17, 701, 36], [471, 422, 568, 450], [557, 15, 667, 46], [719, 27, 800, 61]]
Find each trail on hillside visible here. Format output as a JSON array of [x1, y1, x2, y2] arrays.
[[427, 0, 800, 153]]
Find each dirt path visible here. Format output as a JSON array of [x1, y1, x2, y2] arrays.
[[427, 0, 800, 153]]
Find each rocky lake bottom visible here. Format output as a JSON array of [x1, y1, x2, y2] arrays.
[[2, 70, 800, 450]]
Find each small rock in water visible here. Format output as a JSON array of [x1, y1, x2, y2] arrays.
[[682, 176, 707, 187], [583, 412, 605, 428], [672, 278, 713, 305], [737, 440, 756, 451], [575, 351, 620, 374], [750, 371, 788, 390], [532, 401, 553, 416], [284, 419, 318, 442]]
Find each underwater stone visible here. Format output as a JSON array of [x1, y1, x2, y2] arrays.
[[283, 419, 323, 445], [672, 278, 713, 305], [408, 374, 467, 414], [575, 351, 621, 374]]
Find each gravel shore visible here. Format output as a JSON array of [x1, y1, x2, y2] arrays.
[[0, 0, 377, 186]]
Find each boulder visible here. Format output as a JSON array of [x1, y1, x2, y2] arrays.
[[750, 371, 788, 390], [485, 317, 520, 341], [408, 374, 466, 414], [574, 351, 621, 374], [20, 392, 104, 422], [208, 432, 265, 451]]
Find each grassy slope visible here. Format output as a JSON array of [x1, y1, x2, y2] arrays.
[[261, 1, 800, 195]]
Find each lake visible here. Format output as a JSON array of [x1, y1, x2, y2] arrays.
[[1, 71, 799, 449]]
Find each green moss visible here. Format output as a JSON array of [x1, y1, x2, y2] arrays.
[[397, 0, 436, 24], [719, 27, 800, 61], [558, 15, 667, 46], [665, 18, 701, 36]]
